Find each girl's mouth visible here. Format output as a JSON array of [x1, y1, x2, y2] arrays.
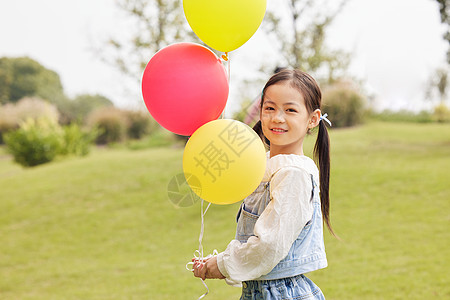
[[271, 128, 287, 134]]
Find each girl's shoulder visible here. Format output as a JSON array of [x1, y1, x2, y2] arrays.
[[263, 153, 319, 183]]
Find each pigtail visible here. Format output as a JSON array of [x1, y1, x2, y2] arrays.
[[313, 120, 335, 236]]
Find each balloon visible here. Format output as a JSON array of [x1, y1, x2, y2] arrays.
[[183, 119, 266, 205], [141, 43, 229, 136], [183, 0, 267, 52]]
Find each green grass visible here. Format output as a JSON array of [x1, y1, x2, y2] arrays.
[[0, 122, 449, 299]]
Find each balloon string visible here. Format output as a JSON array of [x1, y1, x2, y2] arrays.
[[225, 52, 231, 84], [198, 199, 211, 260], [186, 199, 217, 300], [220, 52, 230, 119]]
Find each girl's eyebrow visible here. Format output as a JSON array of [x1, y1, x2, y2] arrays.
[[263, 99, 301, 107], [284, 101, 301, 107], [262, 100, 276, 105]]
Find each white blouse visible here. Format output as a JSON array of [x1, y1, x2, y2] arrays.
[[216, 152, 320, 285]]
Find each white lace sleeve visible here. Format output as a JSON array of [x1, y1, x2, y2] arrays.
[[216, 167, 313, 282]]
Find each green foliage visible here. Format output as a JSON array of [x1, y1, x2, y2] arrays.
[[87, 107, 158, 144], [433, 102, 450, 122], [0, 57, 13, 104], [434, 0, 450, 63], [0, 57, 115, 123], [124, 110, 155, 139], [87, 107, 129, 144], [321, 82, 366, 127], [425, 67, 449, 103], [4, 97, 59, 123], [0, 97, 60, 144], [0, 104, 18, 144], [0, 56, 66, 106], [59, 94, 114, 124], [4, 118, 97, 167], [60, 123, 98, 156], [369, 109, 433, 123], [4, 118, 62, 167]]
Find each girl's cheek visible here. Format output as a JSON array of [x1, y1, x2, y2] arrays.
[[261, 113, 270, 122], [260, 119, 268, 129]]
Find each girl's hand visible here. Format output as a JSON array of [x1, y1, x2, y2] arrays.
[[192, 259, 205, 280], [192, 256, 225, 280]]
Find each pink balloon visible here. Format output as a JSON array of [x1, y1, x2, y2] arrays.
[[141, 43, 229, 136]]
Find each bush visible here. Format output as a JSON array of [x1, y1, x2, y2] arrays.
[[13, 97, 60, 123], [4, 119, 97, 167], [0, 103, 18, 144], [0, 97, 59, 143], [4, 118, 62, 167], [60, 123, 98, 156], [87, 107, 129, 144], [433, 102, 450, 123], [87, 108, 156, 144], [321, 82, 366, 128], [124, 110, 155, 139]]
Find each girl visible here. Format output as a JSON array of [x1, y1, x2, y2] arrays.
[[193, 69, 334, 299]]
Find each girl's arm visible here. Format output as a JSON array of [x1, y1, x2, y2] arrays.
[[216, 167, 314, 282]]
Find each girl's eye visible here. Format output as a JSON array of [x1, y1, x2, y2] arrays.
[[287, 108, 297, 112], [264, 107, 275, 111]]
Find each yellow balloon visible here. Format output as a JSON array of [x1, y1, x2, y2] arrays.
[[183, 119, 266, 205], [183, 0, 267, 52]]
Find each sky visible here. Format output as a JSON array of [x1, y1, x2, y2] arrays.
[[0, 0, 447, 113]]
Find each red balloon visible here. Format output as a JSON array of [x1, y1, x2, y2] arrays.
[[141, 43, 229, 136]]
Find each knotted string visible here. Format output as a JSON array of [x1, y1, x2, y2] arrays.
[[185, 199, 218, 299], [320, 113, 332, 127]]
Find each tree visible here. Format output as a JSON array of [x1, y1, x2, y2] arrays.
[[426, 67, 449, 103], [262, 0, 349, 84], [105, 0, 196, 81], [426, 1, 450, 104], [59, 94, 114, 124], [0, 57, 66, 106], [435, 0, 450, 64]]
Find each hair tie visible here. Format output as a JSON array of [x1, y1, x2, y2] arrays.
[[320, 113, 332, 127]]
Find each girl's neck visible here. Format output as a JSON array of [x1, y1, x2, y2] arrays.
[[269, 145, 304, 158]]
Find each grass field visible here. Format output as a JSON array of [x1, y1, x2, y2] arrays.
[[0, 122, 449, 299]]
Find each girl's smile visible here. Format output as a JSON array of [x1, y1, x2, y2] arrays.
[[270, 127, 288, 134]]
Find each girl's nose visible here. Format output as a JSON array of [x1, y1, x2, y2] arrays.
[[273, 110, 285, 123]]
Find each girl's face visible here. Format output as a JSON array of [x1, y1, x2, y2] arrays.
[[260, 82, 320, 157]]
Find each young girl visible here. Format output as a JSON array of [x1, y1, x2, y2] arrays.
[[193, 69, 334, 299]]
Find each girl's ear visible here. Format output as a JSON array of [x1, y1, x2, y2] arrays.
[[309, 109, 321, 129]]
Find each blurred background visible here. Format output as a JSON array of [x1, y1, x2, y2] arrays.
[[0, 0, 449, 299]]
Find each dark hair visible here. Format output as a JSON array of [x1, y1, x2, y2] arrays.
[[252, 69, 334, 235]]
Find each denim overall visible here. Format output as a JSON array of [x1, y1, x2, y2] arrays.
[[235, 169, 327, 299]]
